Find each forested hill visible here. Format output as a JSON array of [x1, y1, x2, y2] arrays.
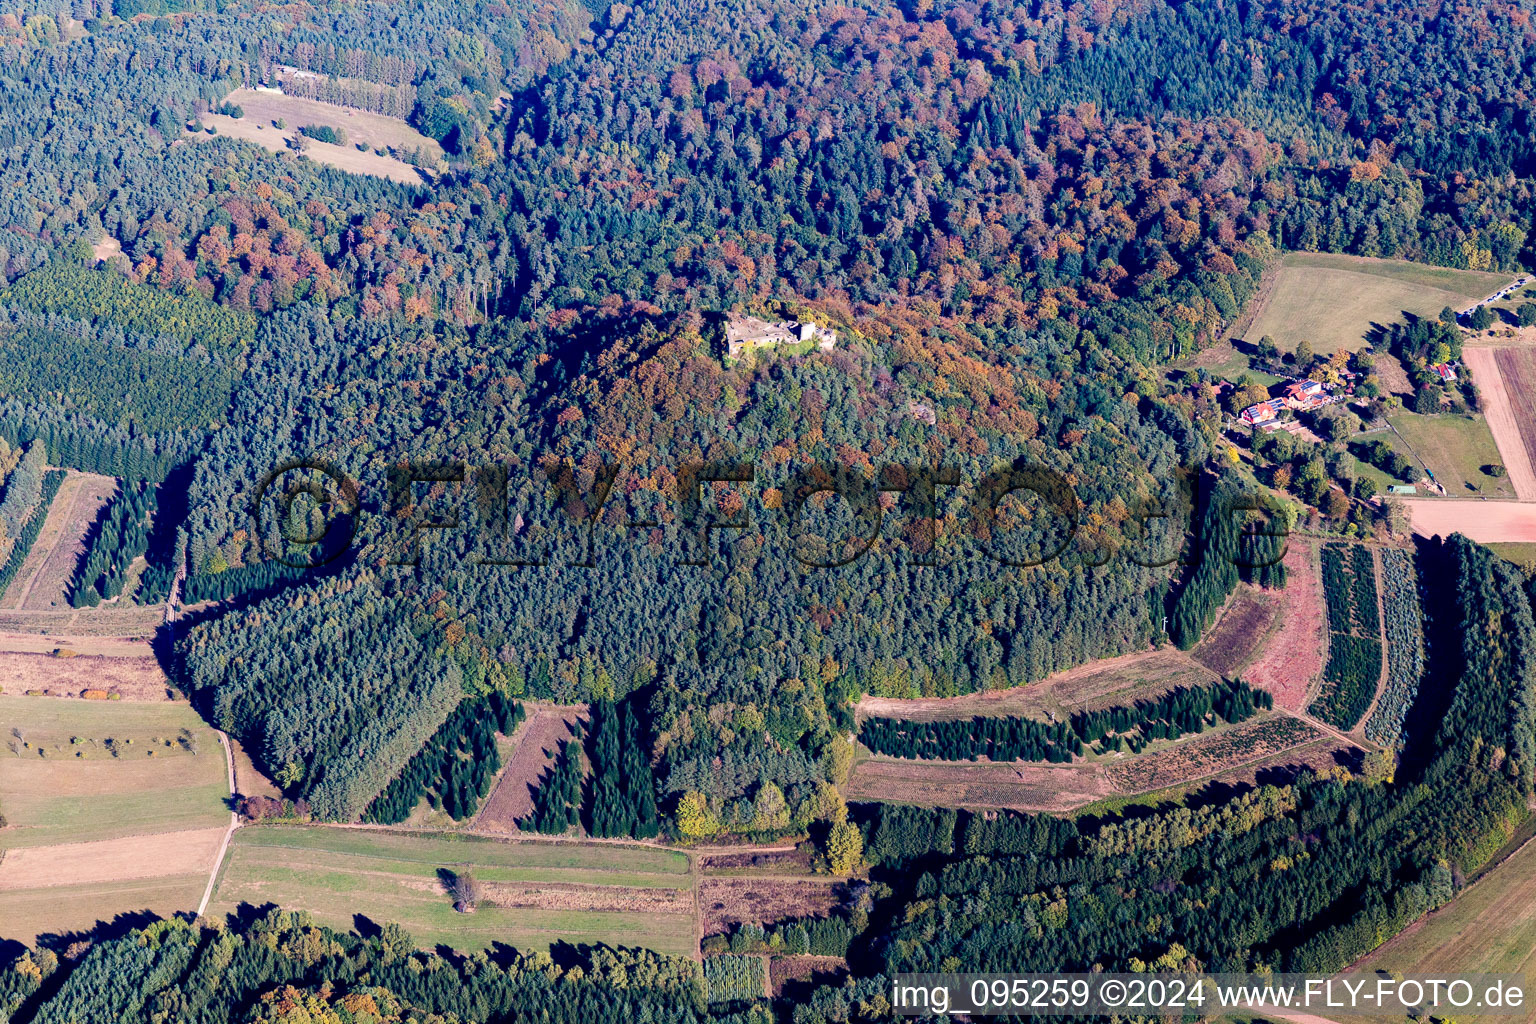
[[4, 0, 1536, 1014], [164, 0, 1536, 825]]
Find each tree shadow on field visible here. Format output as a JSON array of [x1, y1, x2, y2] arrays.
[[224, 901, 283, 933], [32, 908, 167, 952]]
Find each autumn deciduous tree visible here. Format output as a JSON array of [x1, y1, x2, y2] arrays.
[[824, 821, 863, 875]]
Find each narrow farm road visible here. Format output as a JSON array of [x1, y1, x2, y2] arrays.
[[196, 727, 239, 919]]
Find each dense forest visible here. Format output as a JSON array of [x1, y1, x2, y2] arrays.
[[6, 535, 1536, 1024], [4, 0, 1536, 1011]]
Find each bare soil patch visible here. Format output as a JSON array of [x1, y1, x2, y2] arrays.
[[3, 472, 118, 611], [856, 647, 1219, 724], [0, 651, 171, 699], [90, 236, 122, 263], [844, 757, 1113, 813], [701, 848, 815, 875], [481, 880, 692, 915], [699, 878, 847, 936], [1243, 539, 1327, 710], [770, 955, 848, 997], [475, 704, 587, 831], [1104, 714, 1323, 793], [1472, 348, 1536, 500], [1193, 586, 1279, 677], [1402, 499, 1536, 542], [0, 826, 225, 890]]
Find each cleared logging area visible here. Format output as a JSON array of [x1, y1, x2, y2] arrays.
[[1, 471, 117, 610], [699, 877, 847, 936], [0, 651, 171, 699], [856, 647, 1221, 724], [845, 709, 1323, 813], [1191, 586, 1278, 678], [208, 825, 696, 956], [1240, 539, 1327, 711], [475, 704, 587, 832], [0, 696, 228, 944], [1100, 715, 1322, 792], [0, 606, 165, 640]]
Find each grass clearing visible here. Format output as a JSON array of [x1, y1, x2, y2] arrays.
[[1488, 542, 1536, 568], [192, 89, 443, 185], [0, 696, 229, 945], [1245, 252, 1513, 355], [1384, 411, 1514, 498], [0, 874, 207, 946], [208, 825, 696, 956]]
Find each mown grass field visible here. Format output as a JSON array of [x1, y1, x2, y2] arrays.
[[0, 696, 229, 945], [0, 875, 209, 945], [208, 825, 697, 956], [1389, 412, 1512, 497], [0, 696, 228, 848], [1246, 252, 1513, 355], [1353, 835, 1536, 1023]]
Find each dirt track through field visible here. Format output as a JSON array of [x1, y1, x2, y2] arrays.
[[1401, 499, 1536, 542], [0, 826, 227, 890], [1462, 348, 1536, 500]]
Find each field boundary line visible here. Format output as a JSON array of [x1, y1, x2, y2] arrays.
[[196, 728, 238, 918]]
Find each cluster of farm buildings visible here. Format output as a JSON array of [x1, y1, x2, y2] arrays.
[[1236, 362, 1457, 428], [1238, 377, 1351, 427]]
